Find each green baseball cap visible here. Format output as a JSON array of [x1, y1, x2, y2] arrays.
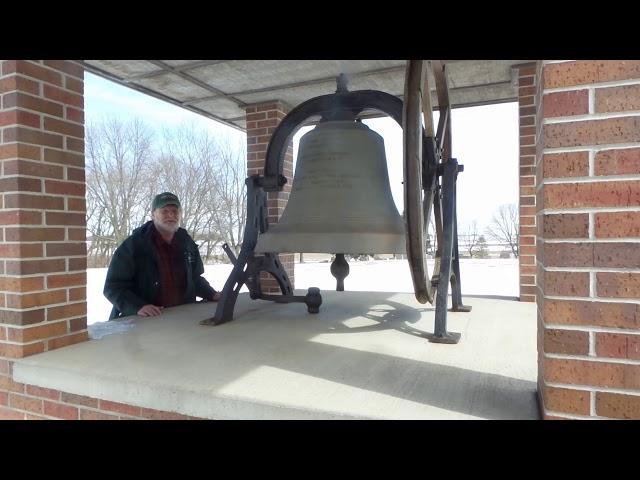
[[152, 192, 181, 210]]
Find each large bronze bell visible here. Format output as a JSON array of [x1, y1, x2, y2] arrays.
[[254, 120, 406, 255]]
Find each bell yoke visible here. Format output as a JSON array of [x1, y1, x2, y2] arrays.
[[202, 63, 470, 344]]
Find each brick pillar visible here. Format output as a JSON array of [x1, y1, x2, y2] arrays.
[[245, 101, 295, 294], [0, 60, 87, 361], [537, 60, 640, 419], [518, 63, 538, 302]]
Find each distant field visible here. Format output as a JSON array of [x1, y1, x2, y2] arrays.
[[88, 258, 519, 325]]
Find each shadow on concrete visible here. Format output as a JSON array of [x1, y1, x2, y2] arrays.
[[180, 292, 538, 419], [271, 342, 538, 419]]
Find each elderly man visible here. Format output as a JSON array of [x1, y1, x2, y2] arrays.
[[104, 192, 221, 320]]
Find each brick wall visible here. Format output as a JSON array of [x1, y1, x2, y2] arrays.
[[537, 60, 640, 419], [0, 61, 88, 360], [0, 358, 200, 419], [245, 101, 295, 294], [518, 63, 538, 302]]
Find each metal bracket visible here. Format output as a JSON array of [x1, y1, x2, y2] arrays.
[[201, 176, 322, 326], [426, 158, 471, 344]]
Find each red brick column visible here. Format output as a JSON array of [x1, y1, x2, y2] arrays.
[[518, 63, 538, 302], [0, 60, 88, 361], [245, 101, 295, 294], [537, 60, 640, 419]]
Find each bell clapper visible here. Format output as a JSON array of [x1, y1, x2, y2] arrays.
[[330, 253, 350, 292]]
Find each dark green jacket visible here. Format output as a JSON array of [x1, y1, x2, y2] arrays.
[[103, 221, 216, 320]]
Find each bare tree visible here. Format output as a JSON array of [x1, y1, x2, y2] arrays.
[[152, 125, 247, 261], [86, 117, 248, 266], [153, 123, 222, 257], [485, 203, 519, 258], [86, 117, 155, 265], [461, 221, 481, 258], [208, 137, 247, 257]]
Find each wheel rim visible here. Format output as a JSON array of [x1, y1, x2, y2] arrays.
[[403, 60, 435, 304]]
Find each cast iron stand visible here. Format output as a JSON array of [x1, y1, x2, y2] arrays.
[[204, 71, 470, 340], [200, 176, 322, 326]]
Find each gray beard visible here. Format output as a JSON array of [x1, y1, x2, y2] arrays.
[[154, 220, 179, 235]]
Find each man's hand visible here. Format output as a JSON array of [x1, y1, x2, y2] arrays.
[[137, 304, 164, 317], [212, 292, 221, 301]]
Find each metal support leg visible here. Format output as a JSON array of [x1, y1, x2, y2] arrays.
[[427, 159, 461, 344], [201, 176, 322, 327], [449, 166, 472, 313], [201, 177, 265, 326], [259, 253, 294, 296]]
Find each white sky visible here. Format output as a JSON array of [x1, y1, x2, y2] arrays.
[[85, 71, 518, 232]]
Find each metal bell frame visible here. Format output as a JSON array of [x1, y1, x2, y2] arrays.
[[202, 60, 471, 344]]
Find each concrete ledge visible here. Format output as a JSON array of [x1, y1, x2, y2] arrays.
[[13, 291, 538, 419]]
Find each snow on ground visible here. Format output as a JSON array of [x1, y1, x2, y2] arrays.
[[87, 258, 519, 325]]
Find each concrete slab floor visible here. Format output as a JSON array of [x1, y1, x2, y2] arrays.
[[13, 291, 539, 420]]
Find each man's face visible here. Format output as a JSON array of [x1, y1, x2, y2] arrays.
[[152, 204, 180, 234]]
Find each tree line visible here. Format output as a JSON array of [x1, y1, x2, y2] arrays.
[[461, 203, 519, 258], [86, 117, 246, 267], [86, 116, 519, 267]]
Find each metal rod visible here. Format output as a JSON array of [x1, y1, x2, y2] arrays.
[[222, 243, 237, 265]]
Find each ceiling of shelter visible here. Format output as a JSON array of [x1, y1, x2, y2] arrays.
[[79, 60, 529, 132]]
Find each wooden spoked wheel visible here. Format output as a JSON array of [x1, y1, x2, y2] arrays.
[[403, 60, 448, 304]]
